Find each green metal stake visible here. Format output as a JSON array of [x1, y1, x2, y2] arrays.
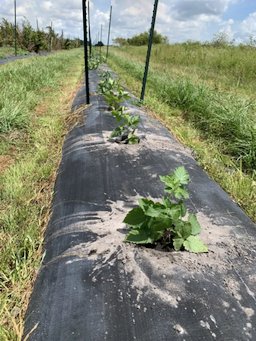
[[140, 0, 159, 102], [88, 0, 92, 57], [106, 5, 112, 59], [82, 0, 90, 104], [14, 0, 17, 56]]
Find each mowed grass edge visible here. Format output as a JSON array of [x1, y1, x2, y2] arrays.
[[0, 49, 84, 340], [107, 48, 256, 222]]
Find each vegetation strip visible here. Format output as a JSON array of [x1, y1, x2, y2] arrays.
[[98, 70, 140, 143], [0, 48, 84, 340], [107, 47, 256, 221], [0, 18, 82, 56]]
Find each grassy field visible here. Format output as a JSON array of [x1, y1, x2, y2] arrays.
[[107, 44, 256, 221], [0, 48, 84, 340], [0, 47, 28, 59]]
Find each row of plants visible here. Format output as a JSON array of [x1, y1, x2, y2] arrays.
[[94, 64, 207, 252], [0, 18, 82, 54], [88, 52, 106, 70], [98, 70, 140, 144]]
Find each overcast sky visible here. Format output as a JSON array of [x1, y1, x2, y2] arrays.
[[1, 0, 256, 43]]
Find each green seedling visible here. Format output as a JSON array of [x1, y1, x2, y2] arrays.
[[88, 56, 102, 70], [124, 167, 208, 253], [98, 70, 140, 144], [98, 72, 117, 95], [110, 111, 140, 144]]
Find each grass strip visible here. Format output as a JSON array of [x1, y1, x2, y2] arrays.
[[108, 51, 256, 172], [0, 48, 84, 340], [107, 50, 256, 222]]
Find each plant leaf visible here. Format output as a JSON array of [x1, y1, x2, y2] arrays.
[[188, 214, 201, 235], [174, 221, 192, 239], [138, 198, 155, 212], [183, 235, 208, 253], [150, 217, 172, 232], [144, 202, 166, 218], [125, 226, 154, 244], [174, 166, 190, 185], [123, 207, 146, 227], [173, 238, 184, 251]]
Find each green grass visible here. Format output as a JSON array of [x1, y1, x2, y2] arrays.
[[107, 45, 256, 221], [0, 48, 84, 340], [0, 51, 81, 133], [115, 43, 256, 96], [0, 47, 28, 59]]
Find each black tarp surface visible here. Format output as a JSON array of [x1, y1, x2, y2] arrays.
[[23, 69, 256, 341]]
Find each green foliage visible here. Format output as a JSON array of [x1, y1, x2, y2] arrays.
[[98, 71, 140, 143], [0, 49, 83, 133], [113, 30, 168, 46], [109, 48, 256, 172], [124, 167, 208, 253], [107, 47, 256, 222], [88, 52, 106, 70], [0, 18, 82, 54], [0, 48, 84, 338]]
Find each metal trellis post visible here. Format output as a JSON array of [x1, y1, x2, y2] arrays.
[[82, 0, 90, 104], [140, 0, 159, 102], [106, 5, 112, 59], [14, 0, 17, 56], [88, 0, 92, 57]]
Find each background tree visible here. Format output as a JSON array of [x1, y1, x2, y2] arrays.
[[113, 30, 168, 46]]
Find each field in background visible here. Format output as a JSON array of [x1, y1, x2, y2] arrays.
[[0, 48, 84, 340], [107, 44, 256, 221]]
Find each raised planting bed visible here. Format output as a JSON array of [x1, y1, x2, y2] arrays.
[[23, 68, 256, 341]]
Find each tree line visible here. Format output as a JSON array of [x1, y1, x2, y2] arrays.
[[113, 30, 168, 46], [0, 18, 83, 53]]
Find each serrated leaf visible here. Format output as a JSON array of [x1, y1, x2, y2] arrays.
[[173, 187, 189, 200], [183, 236, 208, 253], [188, 214, 201, 235], [173, 238, 184, 251], [173, 166, 190, 185], [123, 207, 146, 227]]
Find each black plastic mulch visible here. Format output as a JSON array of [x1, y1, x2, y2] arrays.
[[23, 68, 256, 341]]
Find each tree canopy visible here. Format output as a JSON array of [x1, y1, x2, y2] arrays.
[[113, 31, 168, 46]]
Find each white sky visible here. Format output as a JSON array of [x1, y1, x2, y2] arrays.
[[1, 0, 256, 43]]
